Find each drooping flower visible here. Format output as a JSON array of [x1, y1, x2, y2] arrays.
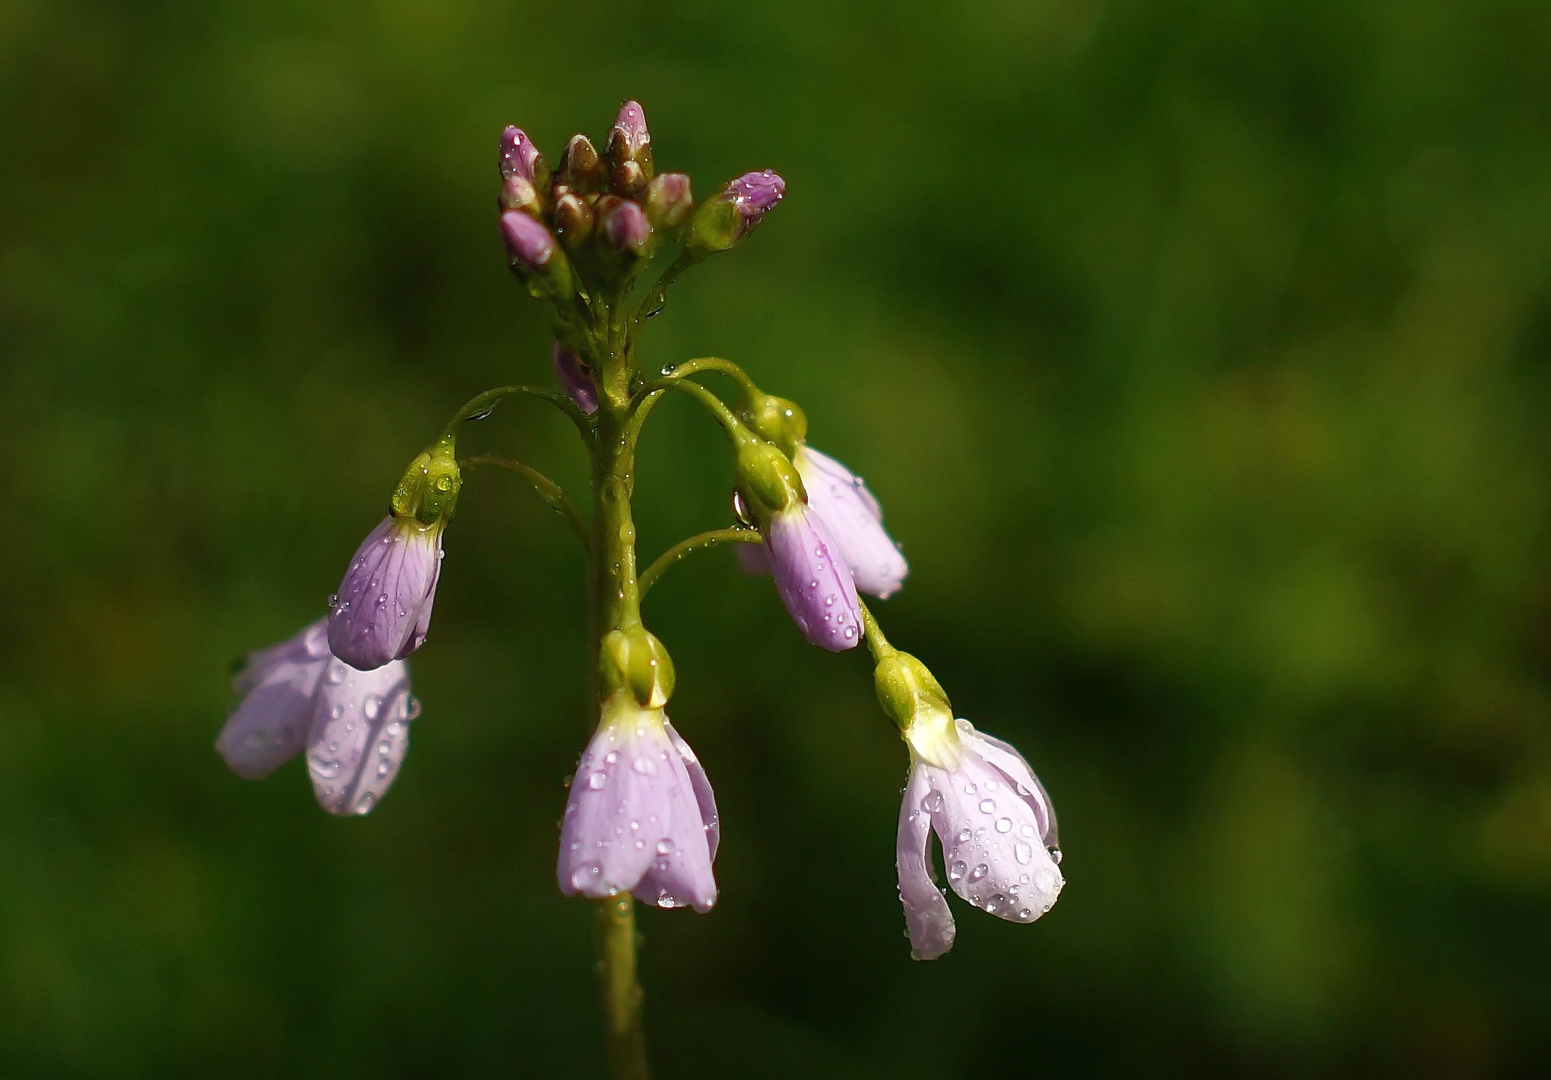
[[552, 342, 599, 414], [328, 515, 444, 671], [217, 619, 417, 816], [875, 650, 1062, 959], [329, 436, 460, 671], [734, 438, 863, 652], [763, 502, 863, 651], [558, 688, 720, 911]]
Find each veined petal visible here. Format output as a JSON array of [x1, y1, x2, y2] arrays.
[[897, 764, 956, 960], [795, 446, 907, 599], [967, 723, 1059, 848], [632, 719, 718, 912], [763, 504, 862, 652], [558, 698, 718, 911], [926, 737, 1064, 924], [663, 719, 719, 859], [307, 657, 414, 816], [217, 620, 331, 779], [328, 517, 443, 671]]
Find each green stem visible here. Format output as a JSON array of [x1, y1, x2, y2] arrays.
[[638, 527, 762, 598], [661, 355, 759, 398], [634, 376, 744, 434], [859, 600, 896, 662], [631, 248, 699, 331], [442, 383, 590, 438], [461, 456, 591, 552], [596, 896, 651, 1080]]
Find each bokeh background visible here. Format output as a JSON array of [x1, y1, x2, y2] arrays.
[[4, 0, 1551, 1075]]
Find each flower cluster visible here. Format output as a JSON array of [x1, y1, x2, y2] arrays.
[[219, 101, 1063, 979]]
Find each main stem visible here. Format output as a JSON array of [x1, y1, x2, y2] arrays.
[[587, 316, 651, 1080]]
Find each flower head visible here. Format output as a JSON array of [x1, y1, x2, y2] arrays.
[[558, 689, 719, 911], [217, 619, 417, 816]]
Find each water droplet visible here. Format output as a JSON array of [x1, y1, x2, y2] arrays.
[[325, 663, 346, 685], [329, 704, 343, 720], [968, 863, 988, 883], [948, 860, 967, 881], [1047, 845, 1063, 865], [920, 791, 943, 814], [377, 740, 392, 756], [1035, 869, 1058, 892], [313, 759, 342, 780], [995, 817, 1013, 833], [844, 626, 857, 639], [632, 757, 656, 775], [587, 770, 608, 789], [655, 839, 675, 856], [570, 864, 602, 891], [963, 782, 977, 795], [979, 798, 996, 815], [363, 695, 383, 721], [356, 792, 376, 813], [1018, 907, 1033, 920], [983, 778, 999, 792], [1020, 824, 1036, 839], [404, 697, 422, 721], [1014, 841, 1034, 865], [605, 751, 619, 764]]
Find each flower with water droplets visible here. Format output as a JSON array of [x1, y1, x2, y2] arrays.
[[558, 629, 718, 910], [552, 342, 598, 414], [688, 169, 786, 253], [877, 650, 1062, 959], [217, 619, 417, 816], [735, 438, 862, 652], [328, 436, 459, 671]]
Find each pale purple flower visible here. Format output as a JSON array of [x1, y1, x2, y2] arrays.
[[306, 654, 415, 816], [498, 125, 543, 183], [328, 516, 444, 671], [217, 620, 332, 779], [897, 715, 1063, 960], [552, 342, 598, 414], [558, 693, 719, 911], [794, 446, 907, 599], [217, 619, 417, 817], [500, 210, 557, 271], [764, 503, 862, 652]]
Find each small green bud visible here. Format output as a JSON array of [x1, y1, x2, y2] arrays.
[[874, 651, 951, 732], [734, 438, 804, 517], [599, 626, 675, 708], [390, 434, 462, 526], [740, 392, 808, 457], [686, 197, 741, 254]]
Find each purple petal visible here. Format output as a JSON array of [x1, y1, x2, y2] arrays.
[[970, 725, 1058, 847], [217, 619, 331, 779], [551, 342, 599, 414], [924, 735, 1064, 923], [763, 504, 862, 652], [727, 169, 785, 223], [795, 446, 907, 599], [498, 126, 542, 183], [663, 719, 719, 859], [328, 517, 443, 671], [558, 705, 718, 911], [609, 100, 650, 159], [601, 199, 650, 254], [897, 764, 957, 960], [307, 657, 414, 816], [500, 210, 556, 271]]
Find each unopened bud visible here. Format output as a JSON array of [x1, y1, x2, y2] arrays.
[[498, 125, 550, 190], [734, 438, 803, 517], [552, 342, 598, 414], [688, 169, 786, 253], [605, 100, 653, 175], [740, 392, 807, 457], [551, 190, 596, 249], [499, 174, 540, 214], [557, 134, 606, 191], [500, 211, 573, 297], [874, 651, 952, 732], [644, 172, 694, 228], [601, 199, 651, 257]]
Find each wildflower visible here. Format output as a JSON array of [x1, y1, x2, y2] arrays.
[[328, 436, 459, 670], [878, 652, 1062, 959], [216, 619, 416, 816]]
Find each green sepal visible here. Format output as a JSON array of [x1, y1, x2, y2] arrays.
[[599, 626, 675, 708], [740, 392, 807, 458], [874, 651, 952, 732], [390, 433, 462, 526], [686, 197, 741, 254], [734, 438, 804, 517]]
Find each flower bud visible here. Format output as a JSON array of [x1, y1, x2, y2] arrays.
[[598, 626, 675, 709], [687, 169, 785, 253], [498, 125, 550, 190], [874, 651, 952, 733], [551, 189, 596, 249], [557, 133, 606, 191], [733, 439, 803, 517], [600, 198, 651, 257], [552, 342, 598, 414], [644, 172, 694, 229], [500, 210, 574, 298], [739, 392, 807, 457], [498, 173, 541, 215], [605, 100, 653, 176]]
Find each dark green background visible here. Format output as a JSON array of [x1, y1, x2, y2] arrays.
[[4, 0, 1550, 1075]]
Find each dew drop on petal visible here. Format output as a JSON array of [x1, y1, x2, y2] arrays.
[[1048, 845, 1064, 865], [570, 863, 603, 891], [948, 860, 967, 882], [1014, 841, 1034, 865], [979, 798, 996, 814], [996, 817, 1013, 833], [655, 839, 675, 856], [587, 771, 608, 789], [920, 791, 943, 814], [968, 863, 988, 883], [956, 828, 972, 844]]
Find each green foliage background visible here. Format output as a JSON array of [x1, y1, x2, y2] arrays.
[[4, 0, 1551, 1075]]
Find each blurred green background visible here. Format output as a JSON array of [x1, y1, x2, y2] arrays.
[[4, 0, 1551, 1075]]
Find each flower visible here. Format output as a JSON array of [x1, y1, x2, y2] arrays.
[[217, 619, 417, 816], [726, 169, 785, 225], [688, 169, 786, 252], [897, 711, 1063, 960], [763, 502, 863, 652], [552, 342, 599, 414], [500, 210, 558, 272], [328, 516, 444, 671], [557, 689, 719, 911], [498, 125, 545, 184]]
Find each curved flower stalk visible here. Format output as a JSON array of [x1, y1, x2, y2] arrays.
[[328, 435, 460, 670], [217, 619, 417, 816], [871, 628, 1062, 960]]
